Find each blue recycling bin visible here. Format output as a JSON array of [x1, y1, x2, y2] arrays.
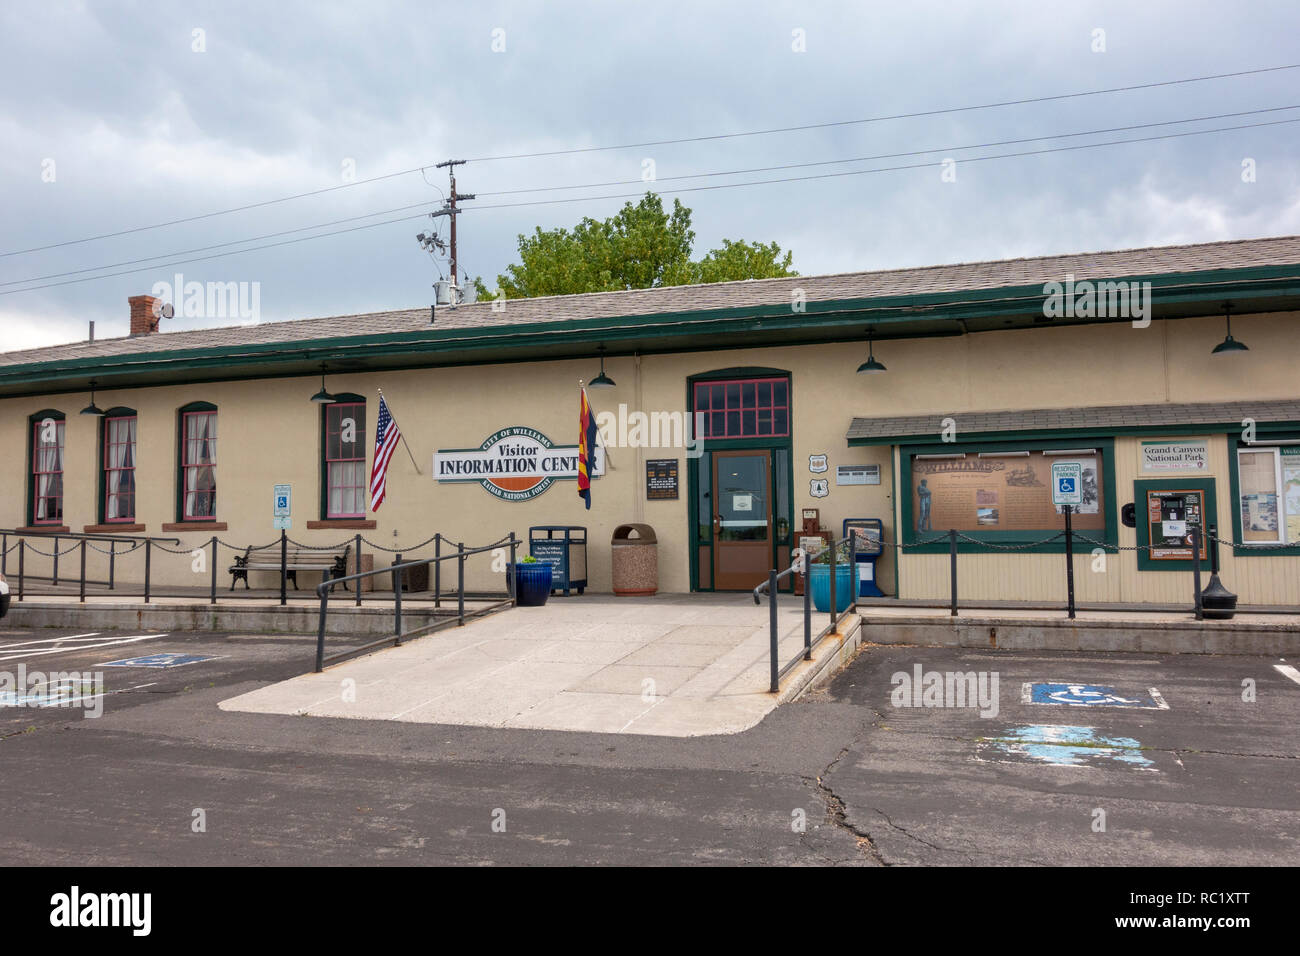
[[528, 526, 588, 596]]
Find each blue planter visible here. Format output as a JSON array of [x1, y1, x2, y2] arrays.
[[809, 563, 854, 613], [509, 563, 553, 607]]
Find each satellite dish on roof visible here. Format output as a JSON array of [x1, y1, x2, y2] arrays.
[[160, 302, 175, 319]]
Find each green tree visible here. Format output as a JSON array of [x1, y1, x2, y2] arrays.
[[475, 193, 796, 300]]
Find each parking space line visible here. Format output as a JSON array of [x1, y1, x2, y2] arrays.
[[1274, 663, 1300, 686], [0, 634, 167, 664], [0, 632, 101, 649]]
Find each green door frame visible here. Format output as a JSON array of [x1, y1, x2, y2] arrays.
[[686, 368, 794, 592]]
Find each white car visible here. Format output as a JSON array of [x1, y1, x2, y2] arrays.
[[0, 572, 9, 619]]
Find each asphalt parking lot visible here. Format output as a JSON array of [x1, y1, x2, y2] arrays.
[[0, 624, 1295, 865]]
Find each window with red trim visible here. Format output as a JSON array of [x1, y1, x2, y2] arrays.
[[181, 410, 218, 520], [104, 414, 137, 522], [32, 417, 65, 525], [325, 402, 366, 518], [693, 377, 789, 438]]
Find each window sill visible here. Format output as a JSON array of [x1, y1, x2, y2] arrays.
[[307, 520, 377, 530], [161, 522, 228, 532], [83, 524, 146, 534], [13, 526, 70, 534]]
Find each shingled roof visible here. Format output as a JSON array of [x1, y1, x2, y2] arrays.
[[846, 400, 1300, 444], [4, 233, 1300, 370]]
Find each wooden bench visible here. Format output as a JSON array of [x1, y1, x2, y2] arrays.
[[228, 545, 351, 592]]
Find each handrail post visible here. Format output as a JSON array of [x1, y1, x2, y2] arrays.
[[1192, 525, 1203, 621], [314, 587, 328, 673], [769, 569, 779, 693], [504, 535, 514, 600], [394, 562, 404, 643], [79, 540, 86, 603], [18, 540, 24, 602], [210, 536, 218, 605], [803, 551, 811, 658], [279, 529, 288, 607], [457, 542, 465, 625], [949, 528, 959, 617], [144, 538, 152, 603], [828, 537, 838, 632], [434, 534, 442, 609], [354, 534, 362, 608]]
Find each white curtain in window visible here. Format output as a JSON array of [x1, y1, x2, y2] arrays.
[[35, 425, 63, 520], [329, 461, 364, 517], [106, 418, 136, 519], [185, 414, 216, 517]]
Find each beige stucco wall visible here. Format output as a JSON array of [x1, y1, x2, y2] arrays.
[[0, 307, 1295, 602]]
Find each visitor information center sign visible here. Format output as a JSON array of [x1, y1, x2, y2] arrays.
[[435, 426, 605, 501]]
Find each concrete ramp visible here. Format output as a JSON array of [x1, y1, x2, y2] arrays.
[[220, 594, 859, 736]]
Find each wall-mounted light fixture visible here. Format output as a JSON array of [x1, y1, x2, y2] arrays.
[[1212, 301, 1248, 355], [588, 346, 616, 389], [79, 379, 106, 417], [310, 363, 337, 404], [857, 329, 887, 374]]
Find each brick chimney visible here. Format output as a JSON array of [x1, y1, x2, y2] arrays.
[[128, 294, 161, 337]]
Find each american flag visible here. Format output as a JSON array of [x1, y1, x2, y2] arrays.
[[369, 395, 401, 512]]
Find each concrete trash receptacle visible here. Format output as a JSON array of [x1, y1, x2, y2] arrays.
[[611, 524, 658, 596]]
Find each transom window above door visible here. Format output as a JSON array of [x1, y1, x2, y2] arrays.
[[693, 377, 789, 438]]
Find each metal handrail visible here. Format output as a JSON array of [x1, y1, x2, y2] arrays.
[[0, 528, 181, 600], [753, 537, 852, 693], [313, 533, 521, 671]]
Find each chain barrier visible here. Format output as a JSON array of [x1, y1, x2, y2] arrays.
[[359, 534, 447, 553]]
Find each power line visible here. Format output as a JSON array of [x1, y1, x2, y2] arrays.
[[465, 63, 1300, 162], [3, 61, 1298, 260], [2, 114, 1296, 297], [5, 105, 1297, 290], [473, 104, 1300, 197], [0, 200, 444, 287]]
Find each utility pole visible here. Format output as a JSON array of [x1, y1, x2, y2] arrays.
[[435, 159, 474, 297]]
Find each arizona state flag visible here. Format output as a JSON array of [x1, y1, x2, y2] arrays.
[[578, 386, 597, 510]]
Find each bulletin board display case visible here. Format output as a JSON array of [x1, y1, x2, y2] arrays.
[[529, 526, 588, 595], [1133, 479, 1216, 571]]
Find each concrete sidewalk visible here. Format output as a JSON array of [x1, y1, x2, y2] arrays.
[[220, 593, 859, 736]]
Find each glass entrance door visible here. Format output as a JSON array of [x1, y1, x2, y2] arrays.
[[712, 450, 773, 590]]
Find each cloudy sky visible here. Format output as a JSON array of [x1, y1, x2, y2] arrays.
[[2, 0, 1298, 350]]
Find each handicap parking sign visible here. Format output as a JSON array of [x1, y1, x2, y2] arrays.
[[1051, 462, 1083, 506], [1022, 682, 1168, 710], [99, 653, 218, 669]]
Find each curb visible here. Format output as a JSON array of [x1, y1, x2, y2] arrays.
[[782, 612, 865, 702], [857, 614, 1300, 656], [3, 601, 454, 637]]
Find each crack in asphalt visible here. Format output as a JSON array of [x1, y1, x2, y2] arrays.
[[869, 806, 976, 863], [808, 706, 888, 866]]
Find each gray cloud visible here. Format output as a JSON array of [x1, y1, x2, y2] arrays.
[[2, 0, 1298, 350]]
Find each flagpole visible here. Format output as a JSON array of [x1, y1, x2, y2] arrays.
[[377, 387, 422, 474]]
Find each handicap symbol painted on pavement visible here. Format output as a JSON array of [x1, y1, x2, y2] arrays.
[[1021, 682, 1169, 710], [98, 653, 218, 669], [979, 725, 1157, 771]]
